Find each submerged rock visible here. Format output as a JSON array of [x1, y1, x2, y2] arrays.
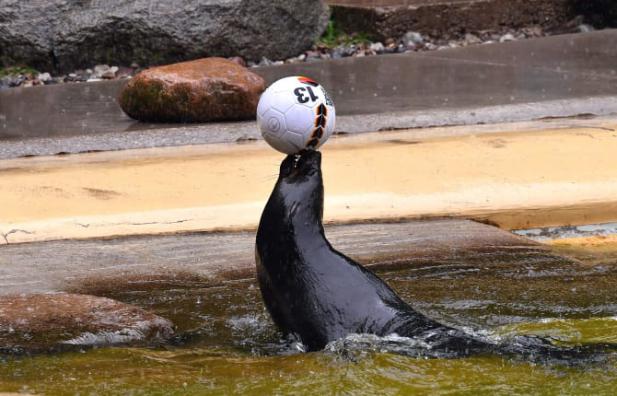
[[0, 0, 329, 72], [0, 293, 174, 354], [119, 57, 265, 123]]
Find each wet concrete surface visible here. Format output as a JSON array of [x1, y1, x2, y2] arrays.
[[0, 80, 153, 140], [421, 29, 617, 80], [0, 30, 616, 157], [259, 29, 617, 116]]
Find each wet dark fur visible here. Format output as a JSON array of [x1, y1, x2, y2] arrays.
[[255, 150, 486, 353], [255, 150, 614, 362]]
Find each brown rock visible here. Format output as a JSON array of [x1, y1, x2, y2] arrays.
[[118, 57, 265, 123], [0, 293, 174, 353]]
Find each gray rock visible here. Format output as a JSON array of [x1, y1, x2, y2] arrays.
[[0, 0, 329, 72]]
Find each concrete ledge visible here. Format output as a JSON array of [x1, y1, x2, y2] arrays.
[[0, 219, 545, 296]]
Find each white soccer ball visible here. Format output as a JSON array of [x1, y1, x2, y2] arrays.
[[257, 76, 336, 154]]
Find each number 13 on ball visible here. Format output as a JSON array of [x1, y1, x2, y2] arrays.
[[257, 76, 336, 154]]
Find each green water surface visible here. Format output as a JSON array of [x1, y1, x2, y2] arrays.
[[2, 243, 617, 395]]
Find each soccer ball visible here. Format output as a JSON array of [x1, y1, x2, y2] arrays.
[[257, 76, 336, 154]]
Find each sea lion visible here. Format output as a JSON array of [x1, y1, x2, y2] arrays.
[[255, 150, 616, 362], [255, 150, 486, 353]]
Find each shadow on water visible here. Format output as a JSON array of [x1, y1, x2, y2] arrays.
[[1, 243, 617, 394]]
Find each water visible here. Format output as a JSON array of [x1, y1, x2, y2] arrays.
[[1, 243, 617, 394]]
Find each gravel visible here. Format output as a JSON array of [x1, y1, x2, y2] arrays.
[[0, 22, 593, 90]]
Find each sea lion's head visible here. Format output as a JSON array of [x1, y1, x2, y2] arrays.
[[275, 149, 324, 222], [279, 149, 322, 183]]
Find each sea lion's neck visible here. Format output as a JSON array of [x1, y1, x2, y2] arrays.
[[258, 176, 327, 255], [279, 179, 325, 240]]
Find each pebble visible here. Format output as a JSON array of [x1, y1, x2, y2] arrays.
[[93, 64, 110, 78], [116, 66, 134, 78], [401, 31, 424, 49], [101, 66, 118, 79], [228, 56, 246, 67], [464, 33, 482, 45], [499, 33, 516, 42], [369, 42, 385, 54], [332, 45, 357, 59], [578, 24, 594, 33], [5, 75, 26, 87], [37, 72, 51, 83], [258, 57, 273, 66], [384, 42, 398, 54], [305, 50, 321, 62]]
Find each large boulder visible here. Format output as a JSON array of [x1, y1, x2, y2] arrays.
[[0, 0, 329, 72], [119, 57, 265, 123], [0, 293, 174, 354]]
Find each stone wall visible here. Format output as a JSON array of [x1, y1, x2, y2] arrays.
[[331, 0, 575, 40]]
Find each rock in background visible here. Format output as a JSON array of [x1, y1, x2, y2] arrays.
[[119, 57, 265, 123], [0, 0, 330, 72]]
